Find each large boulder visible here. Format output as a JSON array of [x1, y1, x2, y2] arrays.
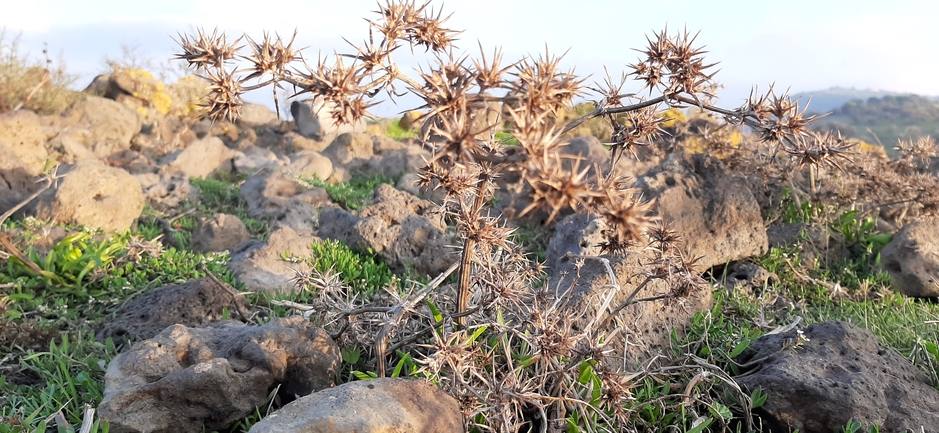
[[247, 378, 463, 433], [160, 136, 242, 179], [317, 184, 457, 276], [367, 146, 432, 178], [0, 143, 39, 215], [60, 96, 142, 159], [191, 213, 251, 254], [320, 132, 373, 171], [0, 109, 48, 174], [240, 172, 329, 218], [545, 213, 713, 363], [735, 321, 939, 433], [237, 103, 279, 127], [227, 226, 318, 293], [283, 150, 333, 181], [290, 99, 366, 140], [47, 162, 145, 232], [98, 317, 340, 433], [136, 171, 198, 211], [880, 217, 939, 297], [634, 152, 768, 269], [96, 278, 249, 345]]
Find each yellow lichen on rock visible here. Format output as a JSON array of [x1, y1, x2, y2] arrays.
[[660, 108, 687, 128]]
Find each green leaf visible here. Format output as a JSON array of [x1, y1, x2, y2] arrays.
[[391, 353, 411, 378], [750, 388, 768, 408], [708, 402, 732, 420], [729, 338, 751, 358], [426, 300, 443, 323], [342, 347, 361, 365], [351, 370, 378, 380], [686, 417, 713, 433]]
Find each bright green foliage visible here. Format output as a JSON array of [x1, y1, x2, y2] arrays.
[[307, 239, 395, 298], [382, 118, 419, 140], [5, 231, 125, 295], [0, 333, 116, 432]]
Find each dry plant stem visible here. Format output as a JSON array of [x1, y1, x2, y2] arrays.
[[560, 95, 668, 136], [376, 260, 459, 376], [200, 264, 251, 321], [78, 404, 96, 433], [12, 70, 52, 112], [0, 174, 59, 278], [599, 276, 655, 332], [455, 174, 492, 327]]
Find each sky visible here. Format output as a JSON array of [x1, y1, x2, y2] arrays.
[[2, 0, 937, 117]]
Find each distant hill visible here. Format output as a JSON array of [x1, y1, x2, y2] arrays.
[[804, 92, 939, 156], [792, 87, 939, 115]]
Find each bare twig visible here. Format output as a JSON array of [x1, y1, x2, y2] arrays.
[[375, 260, 459, 376]]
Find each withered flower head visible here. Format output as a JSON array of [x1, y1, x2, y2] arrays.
[[200, 67, 244, 122], [240, 30, 299, 83], [785, 130, 856, 172], [173, 27, 241, 70]]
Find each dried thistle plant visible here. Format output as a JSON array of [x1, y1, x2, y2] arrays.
[[174, 3, 839, 430]]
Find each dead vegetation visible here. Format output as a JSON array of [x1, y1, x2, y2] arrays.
[[163, 1, 938, 431]]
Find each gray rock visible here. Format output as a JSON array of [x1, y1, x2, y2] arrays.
[[317, 184, 456, 276], [735, 321, 939, 433], [98, 317, 340, 433], [61, 96, 142, 159], [238, 103, 279, 127], [0, 143, 39, 215], [234, 145, 287, 174], [880, 216, 939, 297], [240, 172, 330, 218], [46, 162, 145, 232], [0, 109, 48, 175], [247, 378, 463, 433], [320, 132, 373, 170], [717, 261, 778, 295], [284, 150, 333, 181], [136, 170, 197, 211], [96, 278, 249, 344], [367, 146, 431, 178], [160, 136, 243, 179], [290, 99, 366, 140], [191, 213, 251, 254], [635, 152, 768, 269], [227, 225, 318, 293], [546, 213, 713, 363]]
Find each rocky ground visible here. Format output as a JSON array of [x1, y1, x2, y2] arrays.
[[1, 67, 939, 432]]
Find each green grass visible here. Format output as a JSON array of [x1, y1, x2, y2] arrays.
[[383, 118, 419, 140], [297, 172, 398, 211]]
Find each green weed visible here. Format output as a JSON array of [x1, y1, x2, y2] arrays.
[[297, 173, 398, 211]]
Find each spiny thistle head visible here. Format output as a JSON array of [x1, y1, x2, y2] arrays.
[[173, 28, 241, 70]]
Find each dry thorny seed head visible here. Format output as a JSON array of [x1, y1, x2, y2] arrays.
[[201, 67, 244, 122], [240, 31, 300, 83], [895, 136, 938, 170], [630, 26, 717, 97], [173, 28, 241, 70], [785, 130, 856, 172]]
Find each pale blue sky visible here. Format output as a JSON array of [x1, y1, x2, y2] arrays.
[[3, 0, 936, 116]]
